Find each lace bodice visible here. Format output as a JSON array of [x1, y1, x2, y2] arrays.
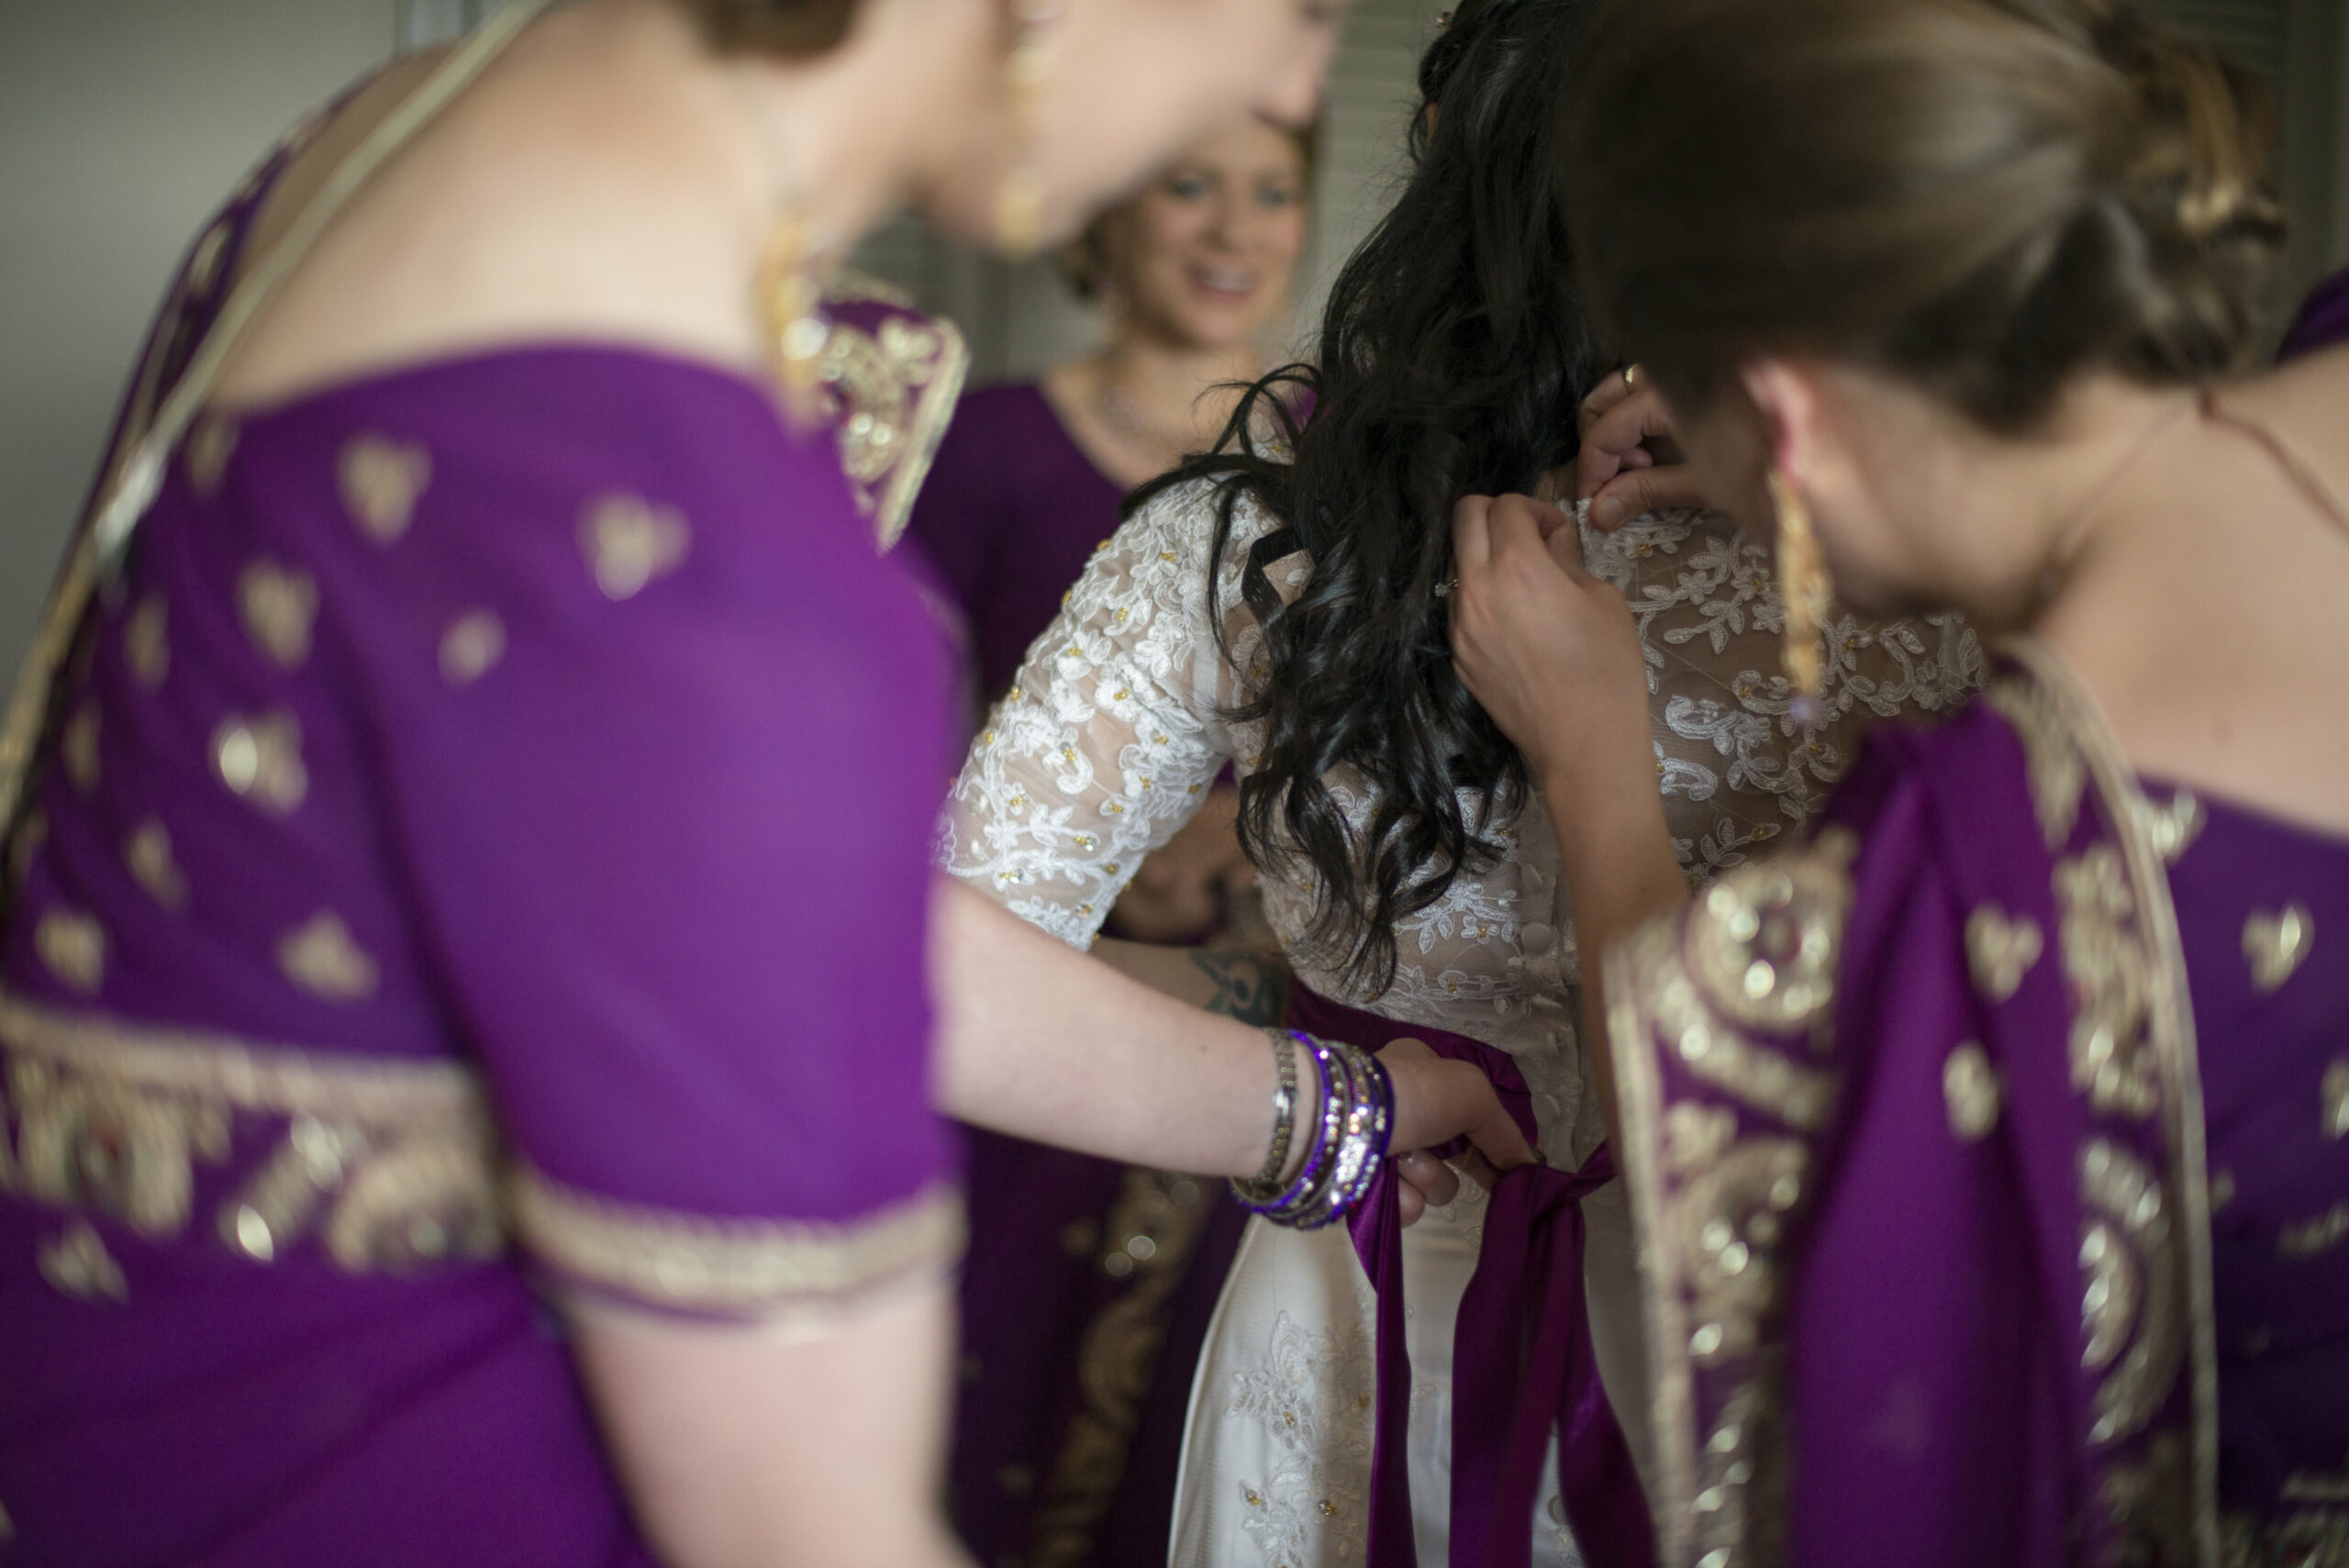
[[940, 482, 1982, 1162]]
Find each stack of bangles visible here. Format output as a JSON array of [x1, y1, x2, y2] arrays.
[[1229, 1029, 1395, 1229]]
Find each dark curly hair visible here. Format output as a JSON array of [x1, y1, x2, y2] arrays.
[[1126, 0, 1599, 993]]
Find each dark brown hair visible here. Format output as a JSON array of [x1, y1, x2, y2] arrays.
[[1128, 0, 1598, 992], [675, 0, 862, 56], [1563, 0, 2286, 433]]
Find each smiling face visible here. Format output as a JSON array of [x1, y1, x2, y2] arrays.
[[910, 0, 1345, 254], [1095, 118, 1311, 350]]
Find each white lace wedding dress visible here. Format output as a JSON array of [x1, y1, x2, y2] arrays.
[[939, 478, 1982, 1568]]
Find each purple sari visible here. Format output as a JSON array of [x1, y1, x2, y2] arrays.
[[1605, 640, 2349, 1567], [1291, 985, 1654, 1568], [0, 133, 964, 1563], [2281, 270, 2349, 362]]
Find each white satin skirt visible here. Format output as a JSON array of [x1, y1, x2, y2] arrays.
[[1166, 1175, 1652, 1567]]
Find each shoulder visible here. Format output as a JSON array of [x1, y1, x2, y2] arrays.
[[1118, 471, 1289, 567]]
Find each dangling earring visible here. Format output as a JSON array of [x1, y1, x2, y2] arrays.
[[758, 207, 830, 428], [994, 0, 1061, 257], [1767, 470, 1831, 729]]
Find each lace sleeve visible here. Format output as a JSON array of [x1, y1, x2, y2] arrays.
[[939, 479, 1264, 948]]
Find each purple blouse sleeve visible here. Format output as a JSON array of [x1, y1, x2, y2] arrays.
[[335, 357, 964, 1322]]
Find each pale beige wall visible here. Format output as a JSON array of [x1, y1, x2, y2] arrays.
[[0, 0, 392, 672]]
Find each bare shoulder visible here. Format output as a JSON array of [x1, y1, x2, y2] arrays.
[[212, 16, 754, 411], [2230, 345, 2349, 496]]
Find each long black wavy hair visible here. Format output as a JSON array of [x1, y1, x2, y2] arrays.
[[1125, 0, 1600, 994]]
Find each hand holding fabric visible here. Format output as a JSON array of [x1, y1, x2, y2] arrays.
[[1446, 493, 1650, 797], [1575, 367, 1709, 527]]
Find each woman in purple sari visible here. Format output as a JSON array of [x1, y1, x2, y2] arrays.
[[0, 3, 1537, 1564], [905, 117, 1315, 1568], [1446, 1, 2349, 1564]]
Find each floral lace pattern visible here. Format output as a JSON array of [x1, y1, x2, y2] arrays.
[[1581, 510, 1983, 883], [1228, 1306, 1378, 1568], [941, 484, 1982, 1166]]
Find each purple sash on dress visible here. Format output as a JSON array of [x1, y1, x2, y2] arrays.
[[1288, 986, 1654, 1568]]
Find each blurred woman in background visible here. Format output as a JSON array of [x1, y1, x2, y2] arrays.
[[909, 116, 1316, 1568], [1449, 0, 2349, 1562], [0, 2, 1552, 1563]]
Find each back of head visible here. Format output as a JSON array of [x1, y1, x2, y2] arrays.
[[1564, 0, 2285, 432], [1135, 0, 1597, 993]]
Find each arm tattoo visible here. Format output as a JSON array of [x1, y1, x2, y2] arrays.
[[1189, 949, 1292, 1026]]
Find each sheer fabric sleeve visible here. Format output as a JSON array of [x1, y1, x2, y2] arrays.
[[341, 369, 965, 1327], [938, 479, 1263, 949]]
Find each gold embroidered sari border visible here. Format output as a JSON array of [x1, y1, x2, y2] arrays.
[[509, 1165, 966, 1318], [2002, 636, 2223, 1568], [1607, 921, 1701, 1568], [0, 990, 483, 1124]]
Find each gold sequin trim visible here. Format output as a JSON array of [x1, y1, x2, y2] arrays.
[[1607, 910, 1827, 1568], [36, 909, 106, 993], [439, 610, 506, 687], [185, 219, 231, 295], [1987, 674, 2086, 851], [1024, 1169, 1217, 1567], [2080, 1139, 2185, 1446], [1943, 1042, 2002, 1140], [339, 435, 432, 544], [61, 704, 100, 793], [2059, 844, 2159, 1121], [1680, 827, 1855, 1037], [125, 594, 169, 688], [124, 818, 188, 910], [277, 912, 380, 1003], [184, 416, 238, 496], [2243, 906, 2312, 996], [818, 274, 971, 551], [509, 1165, 964, 1318], [38, 1220, 128, 1304], [2136, 791, 2206, 864], [0, 991, 501, 1273], [1965, 905, 2043, 1003], [212, 711, 306, 814], [579, 495, 690, 601], [2221, 1505, 2349, 1568], [2280, 1201, 2349, 1260], [237, 558, 319, 670]]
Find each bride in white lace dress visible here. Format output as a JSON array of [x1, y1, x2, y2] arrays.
[[939, 5, 1982, 1563]]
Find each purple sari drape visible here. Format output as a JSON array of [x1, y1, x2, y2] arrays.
[[1289, 985, 1654, 1568], [0, 110, 965, 1564], [1605, 642, 2349, 1568]]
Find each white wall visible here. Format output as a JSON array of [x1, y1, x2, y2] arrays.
[[0, 0, 393, 673]]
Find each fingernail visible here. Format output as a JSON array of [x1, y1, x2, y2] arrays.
[[1594, 495, 1625, 528]]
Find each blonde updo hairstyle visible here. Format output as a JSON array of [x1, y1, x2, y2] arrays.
[[1563, 0, 2287, 434]]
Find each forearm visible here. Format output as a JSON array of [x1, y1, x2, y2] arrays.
[[1544, 769, 1687, 1139], [929, 878, 1280, 1178], [1088, 938, 1290, 1025]]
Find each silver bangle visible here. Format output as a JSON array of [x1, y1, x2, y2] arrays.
[[1240, 1029, 1300, 1194]]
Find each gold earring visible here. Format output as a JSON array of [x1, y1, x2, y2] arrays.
[[1767, 470, 1831, 729], [994, 0, 1059, 257], [758, 208, 830, 428]]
